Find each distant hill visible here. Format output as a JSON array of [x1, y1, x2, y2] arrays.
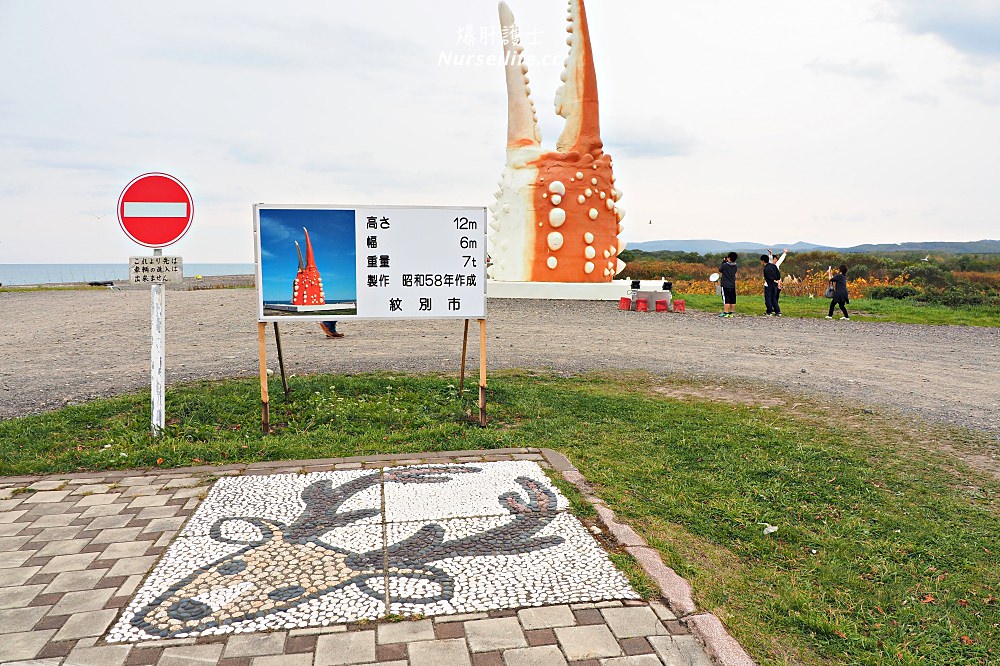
[[629, 239, 1000, 254], [629, 240, 829, 253], [840, 240, 1000, 254]]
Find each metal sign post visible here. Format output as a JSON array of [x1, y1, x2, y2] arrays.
[[151, 248, 165, 435], [129, 252, 183, 434]]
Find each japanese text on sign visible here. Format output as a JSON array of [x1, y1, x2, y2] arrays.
[[129, 256, 183, 284], [354, 207, 486, 319]]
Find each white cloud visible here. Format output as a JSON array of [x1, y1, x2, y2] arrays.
[[807, 58, 893, 82], [0, 0, 998, 262], [889, 0, 1000, 60]]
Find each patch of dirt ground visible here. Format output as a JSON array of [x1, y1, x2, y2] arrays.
[[1, 285, 997, 478]]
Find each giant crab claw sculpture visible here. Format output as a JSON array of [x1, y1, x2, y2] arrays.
[[291, 227, 325, 306], [488, 0, 626, 283]]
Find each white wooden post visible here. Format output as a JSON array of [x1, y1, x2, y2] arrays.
[[151, 248, 165, 435]]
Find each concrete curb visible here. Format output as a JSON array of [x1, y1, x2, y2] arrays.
[[539, 448, 758, 666], [0, 447, 544, 485], [686, 613, 757, 666]]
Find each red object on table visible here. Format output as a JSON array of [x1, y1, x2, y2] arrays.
[[619, 297, 632, 311], [672, 299, 686, 313], [655, 299, 667, 312]]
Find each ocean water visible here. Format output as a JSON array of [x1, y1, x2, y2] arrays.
[[0, 263, 255, 286]]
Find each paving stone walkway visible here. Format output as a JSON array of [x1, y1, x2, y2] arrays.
[[0, 449, 748, 666]]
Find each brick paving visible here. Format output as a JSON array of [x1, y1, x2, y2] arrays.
[[0, 449, 750, 665]]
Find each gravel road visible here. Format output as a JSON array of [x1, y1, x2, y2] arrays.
[[2, 286, 998, 443]]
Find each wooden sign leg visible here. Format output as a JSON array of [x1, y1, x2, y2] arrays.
[[459, 319, 470, 396], [257, 322, 270, 435], [478, 318, 487, 427]]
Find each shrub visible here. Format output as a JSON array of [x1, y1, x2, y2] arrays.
[[868, 285, 921, 300], [921, 285, 1000, 308], [902, 264, 953, 288]]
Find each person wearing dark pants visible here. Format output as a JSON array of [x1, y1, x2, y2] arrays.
[[826, 265, 850, 319], [718, 252, 738, 317], [769, 249, 787, 309], [320, 321, 344, 338], [761, 254, 781, 316]]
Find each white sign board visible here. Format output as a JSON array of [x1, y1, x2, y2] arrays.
[[254, 205, 486, 321], [129, 256, 183, 284]]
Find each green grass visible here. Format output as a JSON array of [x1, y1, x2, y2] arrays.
[[1, 371, 996, 665], [679, 293, 1000, 327], [0, 285, 111, 293]]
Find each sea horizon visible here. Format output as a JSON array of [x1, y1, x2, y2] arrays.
[[0, 263, 255, 286]]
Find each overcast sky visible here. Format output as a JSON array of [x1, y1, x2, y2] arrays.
[[1, 0, 998, 262]]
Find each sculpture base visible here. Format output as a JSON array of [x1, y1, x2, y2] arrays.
[[487, 280, 631, 301]]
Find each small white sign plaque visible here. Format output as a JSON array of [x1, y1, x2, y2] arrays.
[[129, 255, 184, 284]]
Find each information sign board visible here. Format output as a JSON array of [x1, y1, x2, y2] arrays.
[[129, 256, 184, 284], [254, 205, 486, 321]]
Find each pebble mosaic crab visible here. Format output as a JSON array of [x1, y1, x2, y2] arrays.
[[127, 467, 564, 638], [488, 0, 626, 283]]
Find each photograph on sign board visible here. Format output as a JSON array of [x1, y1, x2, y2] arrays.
[[258, 208, 357, 317]]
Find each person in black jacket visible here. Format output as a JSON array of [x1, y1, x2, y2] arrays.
[[761, 254, 781, 316], [825, 265, 850, 320], [718, 252, 738, 318]]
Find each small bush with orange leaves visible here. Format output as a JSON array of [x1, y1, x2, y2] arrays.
[[644, 265, 912, 301], [622, 261, 718, 282]]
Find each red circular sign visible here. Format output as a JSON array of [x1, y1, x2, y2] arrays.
[[117, 173, 194, 247]]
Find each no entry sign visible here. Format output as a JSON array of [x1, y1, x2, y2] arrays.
[[117, 173, 194, 247]]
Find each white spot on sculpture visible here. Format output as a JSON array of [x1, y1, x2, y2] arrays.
[[588, 208, 599, 220], [549, 208, 567, 228], [584, 232, 594, 243], [551, 194, 562, 205], [584, 246, 596, 259], [584, 261, 595, 274], [547, 256, 558, 269], [547, 231, 564, 251], [549, 181, 566, 196], [577, 195, 586, 205]]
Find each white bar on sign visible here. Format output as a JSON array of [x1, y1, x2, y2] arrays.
[[124, 202, 188, 217]]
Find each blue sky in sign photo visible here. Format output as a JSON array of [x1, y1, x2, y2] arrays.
[[258, 208, 357, 303], [1, 0, 998, 262]]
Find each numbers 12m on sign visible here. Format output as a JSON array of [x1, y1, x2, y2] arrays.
[[117, 173, 194, 248]]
